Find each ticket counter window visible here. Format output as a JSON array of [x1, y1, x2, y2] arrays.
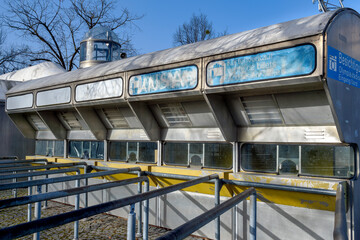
[[164, 142, 233, 169], [109, 142, 157, 163], [35, 140, 64, 157], [68, 141, 104, 160], [241, 143, 354, 178]]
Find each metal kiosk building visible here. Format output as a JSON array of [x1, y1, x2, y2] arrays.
[[5, 8, 360, 239]]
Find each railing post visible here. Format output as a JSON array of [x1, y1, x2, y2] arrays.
[[84, 166, 89, 208], [43, 162, 49, 209], [143, 179, 150, 240], [128, 203, 136, 240], [250, 191, 257, 240], [137, 171, 143, 238], [74, 172, 81, 240], [33, 185, 42, 240], [27, 170, 33, 222], [215, 178, 222, 240], [12, 171, 17, 198], [333, 183, 348, 240]]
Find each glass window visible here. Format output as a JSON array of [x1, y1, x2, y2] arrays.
[[35, 140, 64, 157], [204, 143, 233, 169], [240, 143, 355, 178], [35, 140, 47, 155], [54, 141, 64, 157], [164, 142, 233, 169], [109, 142, 157, 163], [241, 144, 277, 173], [164, 143, 188, 166], [69, 141, 104, 160]]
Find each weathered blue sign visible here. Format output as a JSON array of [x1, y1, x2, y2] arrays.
[[207, 44, 316, 86], [327, 46, 360, 88], [129, 66, 197, 95]]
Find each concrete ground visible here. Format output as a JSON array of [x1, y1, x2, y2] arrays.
[[0, 189, 205, 240]]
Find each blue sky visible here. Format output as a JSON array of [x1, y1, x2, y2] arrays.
[[120, 0, 360, 54]]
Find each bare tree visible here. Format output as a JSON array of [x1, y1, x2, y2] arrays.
[[0, 28, 30, 74], [173, 13, 227, 46], [3, 0, 142, 71]]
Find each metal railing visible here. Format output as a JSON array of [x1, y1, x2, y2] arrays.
[[157, 187, 257, 240], [0, 174, 219, 240]]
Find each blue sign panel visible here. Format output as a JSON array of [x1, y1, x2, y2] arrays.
[[327, 46, 360, 88], [207, 45, 316, 86], [129, 66, 197, 95]]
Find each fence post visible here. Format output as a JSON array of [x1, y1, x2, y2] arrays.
[[128, 203, 136, 240], [215, 178, 222, 240], [33, 185, 42, 240], [250, 191, 257, 240], [143, 180, 150, 240], [27, 170, 33, 222], [74, 172, 81, 240], [137, 171, 143, 237]]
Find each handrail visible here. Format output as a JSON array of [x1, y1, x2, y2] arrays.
[[222, 179, 336, 196], [156, 187, 257, 240], [0, 167, 141, 191], [0, 176, 148, 209], [333, 182, 348, 240], [0, 156, 18, 160], [0, 174, 218, 240], [0, 167, 80, 181], [0, 162, 87, 174], [0, 159, 48, 165]]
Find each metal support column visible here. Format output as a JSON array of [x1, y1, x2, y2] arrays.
[[143, 180, 150, 240], [137, 171, 143, 237], [250, 192, 257, 240], [215, 178, 223, 240], [33, 185, 42, 240], [128, 204, 136, 240]]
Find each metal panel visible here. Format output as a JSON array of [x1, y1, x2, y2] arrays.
[[76, 107, 107, 140], [127, 101, 160, 141], [276, 91, 335, 125], [108, 129, 150, 141], [162, 128, 225, 142], [36, 87, 71, 106], [204, 94, 237, 142], [75, 78, 123, 102], [7, 113, 36, 138], [238, 126, 341, 143], [37, 111, 67, 139], [26, 113, 48, 131]]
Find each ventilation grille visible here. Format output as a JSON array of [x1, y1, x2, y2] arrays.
[[241, 95, 283, 125], [158, 103, 192, 127], [27, 114, 48, 131], [59, 111, 82, 130], [102, 108, 129, 128]]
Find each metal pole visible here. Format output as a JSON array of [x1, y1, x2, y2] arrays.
[[127, 204, 136, 240], [333, 183, 348, 240], [0, 167, 80, 181], [74, 172, 81, 240], [12, 171, 17, 198], [250, 191, 257, 240], [83, 166, 89, 208], [27, 171, 33, 222], [143, 180, 149, 240], [33, 185, 42, 240], [137, 171, 143, 237], [215, 178, 222, 240], [44, 161, 49, 209]]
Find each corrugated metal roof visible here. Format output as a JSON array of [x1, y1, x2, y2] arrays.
[[7, 9, 346, 94]]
